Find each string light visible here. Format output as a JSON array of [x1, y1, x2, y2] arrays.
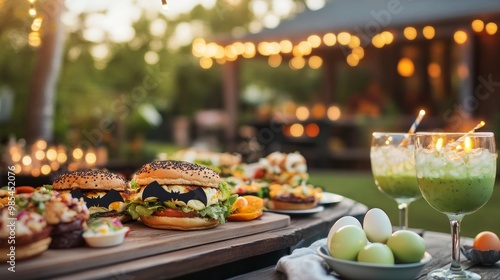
[[193, 20, 499, 69], [161, 0, 168, 10], [28, 0, 37, 18]]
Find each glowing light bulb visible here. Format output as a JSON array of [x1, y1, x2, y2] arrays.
[[161, 0, 168, 10]]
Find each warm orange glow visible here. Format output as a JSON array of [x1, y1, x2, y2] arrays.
[[404, 27, 417, 40], [323, 33, 336, 46], [192, 38, 206, 57], [279, 40, 293, 53], [337, 32, 351, 45], [200, 57, 213, 69], [327, 106, 341, 121], [428, 63, 441, 78], [232, 42, 245, 55], [41, 164, 51, 175], [346, 54, 359, 67], [422, 26, 435, 39], [305, 123, 320, 137], [297, 41, 312, 56], [308, 55, 323, 69], [268, 54, 282, 68], [307, 35, 322, 48], [35, 150, 45, 161], [485, 22, 498, 35], [35, 139, 47, 150], [22, 155, 32, 166], [257, 42, 270, 56], [457, 63, 469, 79], [206, 42, 219, 57], [290, 123, 304, 137], [85, 152, 97, 165], [312, 103, 326, 119], [381, 31, 394, 44], [296, 106, 310, 120], [57, 152, 67, 163], [371, 34, 385, 48], [72, 148, 84, 160], [348, 36, 361, 48], [242, 42, 256, 58], [289, 56, 305, 69], [28, 31, 41, 47], [397, 58, 415, 77], [352, 47, 364, 59], [436, 138, 444, 150], [46, 148, 57, 161], [454, 30, 468, 44], [471, 19, 485, 33]]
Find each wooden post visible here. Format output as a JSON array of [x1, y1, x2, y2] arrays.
[[26, 0, 65, 143], [222, 60, 239, 152]]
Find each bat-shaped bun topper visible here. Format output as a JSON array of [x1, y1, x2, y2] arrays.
[[141, 181, 208, 206], [70, 189, 124, 208]]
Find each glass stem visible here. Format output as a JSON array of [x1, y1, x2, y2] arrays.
[[449, 216, 464, 273], [398, 202, 409, 230]]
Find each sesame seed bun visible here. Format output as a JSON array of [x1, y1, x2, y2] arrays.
[[139, 215, 219, 230], [52, 170, 128, 191], [134, 160, 220, 188]]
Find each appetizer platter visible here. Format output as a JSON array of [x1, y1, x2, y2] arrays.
[[0, 149, 343, 278]]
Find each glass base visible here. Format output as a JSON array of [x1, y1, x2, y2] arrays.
[[427, 268, 481, 279]]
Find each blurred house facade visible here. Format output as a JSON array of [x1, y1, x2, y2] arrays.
[[194, 0, 500, 168]]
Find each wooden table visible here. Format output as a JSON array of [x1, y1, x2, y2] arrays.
[[231, 231, 500, 280], [1, 196, 367, 280]]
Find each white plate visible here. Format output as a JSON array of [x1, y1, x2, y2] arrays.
[[319, 192, 344, 205], [267, 206, 324, 215]]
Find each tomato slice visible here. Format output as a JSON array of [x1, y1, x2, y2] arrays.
[[153, 208, 199, 218], [16, 186, 35, 194]]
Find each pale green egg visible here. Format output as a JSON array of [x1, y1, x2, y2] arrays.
[[357, 243, 395, 265], [386, 230, 425, 263], [329, 225, 367, 261]]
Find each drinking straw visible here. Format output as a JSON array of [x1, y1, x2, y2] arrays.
[[400, 109, 425, 146], [408, 110, 426, 134], [451, 121, 485, 147]]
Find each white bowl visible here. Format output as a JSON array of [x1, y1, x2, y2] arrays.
[[83, 227, 129, 248], [317, 245, 432, 280]]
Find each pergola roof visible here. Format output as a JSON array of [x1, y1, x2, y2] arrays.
[[219, 0, 500, 44]]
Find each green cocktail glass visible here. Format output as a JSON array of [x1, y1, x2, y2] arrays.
[[415, 132, 496, 280], [371, 133, 421, 230]]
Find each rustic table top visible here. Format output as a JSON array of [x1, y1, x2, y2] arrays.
[[1, 196, 367, 280], [230, 231, 500, 280]]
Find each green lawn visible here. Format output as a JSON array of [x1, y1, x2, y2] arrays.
[[308, 169, 500, 238]]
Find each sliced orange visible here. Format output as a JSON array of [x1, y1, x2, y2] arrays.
[[229, 195, 264, 221], [228, 211, 263, 221]]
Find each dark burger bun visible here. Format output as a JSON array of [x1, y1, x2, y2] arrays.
[[134, 160, 220, 187], [140, 215, 219, 231], [0, 237, 51, 262], [269, 200, 317, 210], [52, 169, 128, 191]]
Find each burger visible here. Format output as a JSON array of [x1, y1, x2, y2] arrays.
[[0, 208, 52, 261], [52, 170, 132, 223], [37, 187, 89, 249], [256, 151, 309, 186], [172, 148, 242, 177], [126, 160, 236, 230], [267, 182, 322, 210]]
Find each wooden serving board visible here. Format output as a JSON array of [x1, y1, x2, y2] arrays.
[[2, 213, 290, 279]]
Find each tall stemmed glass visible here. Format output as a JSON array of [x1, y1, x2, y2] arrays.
[[415, 132, 496, 279], [370, 133, 421, 229]]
